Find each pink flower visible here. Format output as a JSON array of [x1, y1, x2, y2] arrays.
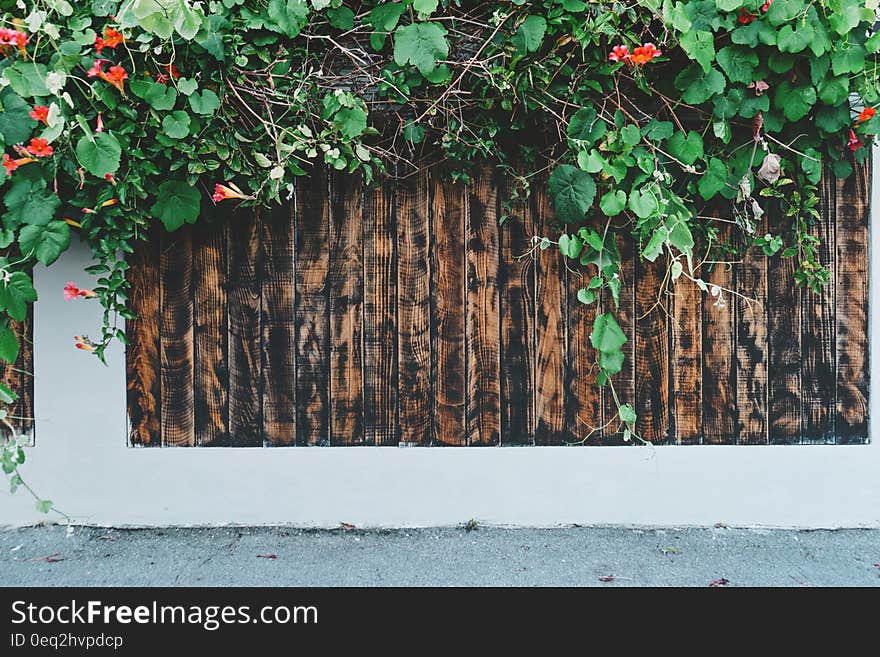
[[64, 282, 97, 300], [212, 183, 247, 203], [847, 129, 863, 152], [608, 45, 630, 63]]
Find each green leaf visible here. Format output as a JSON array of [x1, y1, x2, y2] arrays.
[[674, 65, 725, 104], [558, 233, 583, 259], [0, 272, 37, 322], [3, 178, 61, 228], [3, 62, 50, 98], [393, 22, 449, 77], [644, 120, 673, 142], [327, 6, 355, 30], [412, 0, 438, 14], [667, 215, 695, 255], [715, 46, 758, 84], [800, 148, 822, 184], [35, 499, 53, 514], [177, 78, 198, 96], [75, 132, 121, 178], [666, 130, 704, 165], [576, 287, 596, 305], [548, 164, 596, 223], [680, 31, 715, 73], [188, 89, 220, 115], [130, 80, 178, 110], [174, 0, 204, 40], [0, 381, 17, 404], [132, 0, 175, 39], [765, 0, 804, 25], [642, 227, 667, 262], [18, 220, 71, 266], [599, 190, 626, 216], [333, 107, 367, 139], [590, 313, 627, 353], [777, 23, 814, 53], [818, 77, 850, 106], [0, 89, 34, 145], [598, 348, 624, 375], [698, 158, 728, 200], [567, 106, 606, 146], [265, 0, 310, 37], [715, 0, 742, 10], [773, 81, 816, 121], [628, 188, 659, 219], [512, 15, 547, 54], [0, 325, 19, 364], [150, 180, 201, 231], [829, 0, 872, 35], [618, 403, 637, 425], [831, 45, 866, 76], [620, 124, 641, 146], [162, 111, 191, 139]]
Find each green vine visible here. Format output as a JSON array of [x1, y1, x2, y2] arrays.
[[0, 0, 877, 504]]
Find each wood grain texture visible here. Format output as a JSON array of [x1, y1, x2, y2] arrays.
[[329, 172, 365, 445], [736, 227, 768, 445], [261, 203, 296, 446], [431, 174, 466, 446], [126, 230, 160, 446], [634, 258, 670, 444], [801, 170, 837, 443], [499, 172, 535, 445], [0, 312, 33, 444], [159, 225, 194, 446], [362, 180, 397, 445], [397, 170, 432, 446], [193, 217, 229, 446], [295, 170, 330, 446], [566, 262, 601, 445], [227, 208, 263, 446], [465, 165, 501, 446], [533, 179, 566, 445], [671, 273, 702, 444], [835, 162, 869, 444]]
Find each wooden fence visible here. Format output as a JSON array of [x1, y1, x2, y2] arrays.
[[122, 163, 870, 447]]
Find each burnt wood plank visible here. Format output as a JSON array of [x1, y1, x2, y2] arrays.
[[397, 170, 432, 446], [500, 172, 535, 445], [465, 165, 501, 446], [159, 225, 195, 446], [363, 180, 397, 445], [227, 208, 263, 446], [431, 173, 466, 446], [567, 262, 601, 444], [736, 226, 769, 445], [635, 257, 670, 444], [0, 312, 33, 443], [126, 230, 160, 446], [671, 274, 702, 444], [835, 162, 870, 444], [329, 172, 365, 445], [261, 203, 296, 446], [602, 229, 636, 445], [801, 171, 837, 443], [295, 170, 331, 446], [533, 177, 566, 445], [768, 223, 802, 444], [193, 217, 229, 446]]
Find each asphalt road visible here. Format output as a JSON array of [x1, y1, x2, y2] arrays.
[[1, 524, 878, 586]]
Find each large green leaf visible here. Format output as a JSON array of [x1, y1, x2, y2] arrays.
[[674, 65, 725, 104], [265, 0, 310, 37], [590, 313, 627, 353], [18, 220, 71, 266], [3, 62, 50, 98], [777, 23, 814, 53], [512, 15, 547, 54], [130, 80, 178, 110], [0, 271, 37, 321], [0, 89, 34, 145], [567, 106, 606, 145], [773, 81, 816, 121], [666, 130, 704, 165], [188, 89, 220, 115], [333, 107, 368, 139], [393, 22, 449, 77], [162, 111, 191, 139], [151, 180, 201, 231], [0, 324, 19, 364], [3, 178, 60, 228], [715, 46, 758, 84], [75, 132, 121, 178], [548, 164, 596, 223]]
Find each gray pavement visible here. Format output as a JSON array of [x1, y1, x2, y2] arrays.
[[1, 524, 878, 586]]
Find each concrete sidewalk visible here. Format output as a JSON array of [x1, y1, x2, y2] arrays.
[[1, 524, 878, 586]]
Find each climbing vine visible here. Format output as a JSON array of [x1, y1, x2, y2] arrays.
[[0, 0, 878, 506]]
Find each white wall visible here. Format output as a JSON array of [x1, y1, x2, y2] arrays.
[[0, 148, 877, 529]]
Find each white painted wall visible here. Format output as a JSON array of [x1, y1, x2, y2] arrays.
[[0, 148, 877, 529]]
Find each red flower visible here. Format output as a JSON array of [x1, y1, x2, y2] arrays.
[[87, 60, 127, 93], [0, 27, 28, 55], [857, 107, 876, 123], [87, 59, 106, 78], [24, 138, 54, 158], [155, 72, 169, 85], [847, 129, 863, 151], [738, 8, 756, 24], [608, 44, 630, 63], [761, 0, 773, 11], [64, 282, 97, 300], [29, 105, 49, 124], [2, 153, 36, 176], [212, 183, 248, 203], [630, 43, 662, 65], [94, 26, 124, 54], [166, 63, 181, 79]]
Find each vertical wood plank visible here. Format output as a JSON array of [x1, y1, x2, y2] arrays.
[[465, 165, 501, 446], [768, 224, 802, 444], [736, 229, 769, 445], [566, 263, 602, 444], [227, 209, 263, 446], [261, 203, 297, 446], [193, 217, 229, 446], [602, 229, 636, 445], [295, 170, 330, 446], [329, 172, 365, 445], [835, 162, 869, 444], [534, 178, 566, 445], [160, 225, 194, 446], [801, 171, 837, 443], [701, 255, 736, 444], [363, 180, 397, 445], [126, 231, 160, 446], [635, 258, 670, 444], [671, 275, 702, 444], [397, 169, 432, 446], [17, 309, 33, 442], [500, 171, 535, 445], [431, 174, 466, 446]]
